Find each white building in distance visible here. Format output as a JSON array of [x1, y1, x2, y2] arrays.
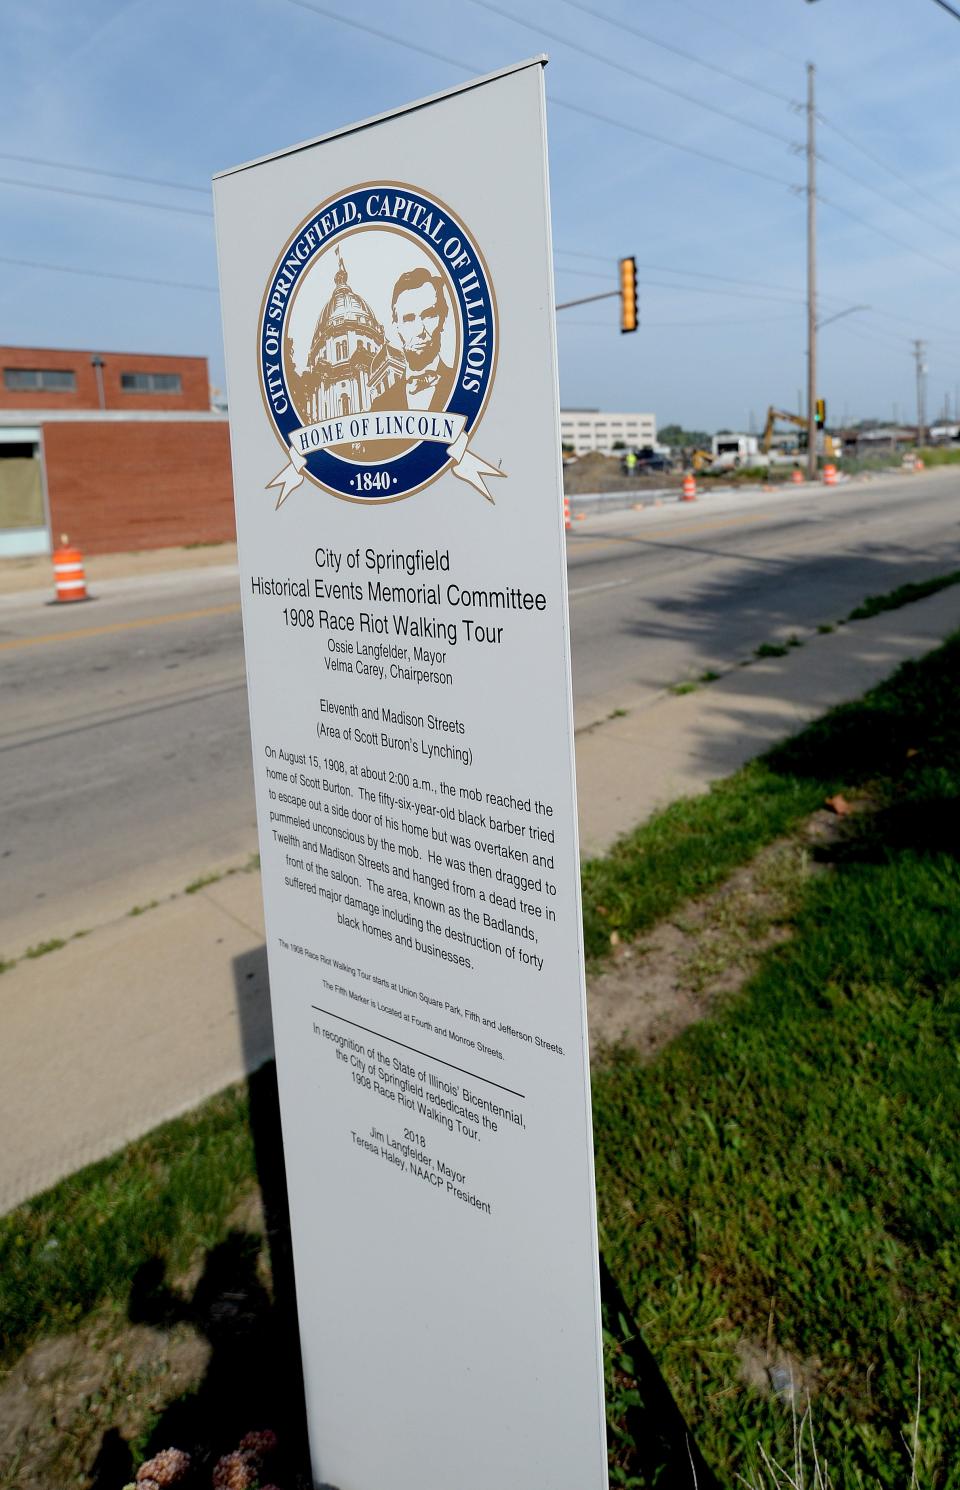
[[561, 408, 657, 456]]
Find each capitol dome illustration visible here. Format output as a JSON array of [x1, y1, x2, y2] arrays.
[[294, 248, 404, 423]]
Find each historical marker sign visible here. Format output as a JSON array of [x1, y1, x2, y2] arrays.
[[214, 58, 607, 1490]]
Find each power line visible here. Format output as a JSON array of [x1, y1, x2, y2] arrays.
[[818, 191, 960, 277], [553, 265, 614, 281], [555, 0, 797, 106], [552, 257, 960, 341], [817, 112, 960, 232], [0, 152, 209, 195], [930, 0, 960, 21], [0, 174, 212, 218], [558, 311, 802, 329], [277, 0, 801, 195], [0, 254, 217, 293], [556, 251, 822, 301], [463, 0, 799, 148], [280, 0, 475, 72], [669, 0, 796, 65], [550, 95, 798, 189], [817, 148, 960, 248], [623, 277, 809, 306]]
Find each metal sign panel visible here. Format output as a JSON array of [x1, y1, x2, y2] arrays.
[[214, 58, 607, 1490]]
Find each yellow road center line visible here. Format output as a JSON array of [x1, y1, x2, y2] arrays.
[[0, 602, 242, 653]]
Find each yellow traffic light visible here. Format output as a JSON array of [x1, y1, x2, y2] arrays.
[[619, 256, 638, 334], [815, 398, 826, 428]]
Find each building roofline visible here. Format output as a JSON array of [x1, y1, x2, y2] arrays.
[[0, 344, 208, 364]]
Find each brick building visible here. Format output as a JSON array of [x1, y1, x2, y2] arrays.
[[0, 345, 235, 556]]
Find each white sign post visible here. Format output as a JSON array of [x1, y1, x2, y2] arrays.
[[214, 57, 607, 1490]]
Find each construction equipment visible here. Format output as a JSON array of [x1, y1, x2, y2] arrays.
[[762, 405, 840, 461]]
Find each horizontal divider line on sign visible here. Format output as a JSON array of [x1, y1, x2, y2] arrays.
[[312, 1004, 527, 1098]]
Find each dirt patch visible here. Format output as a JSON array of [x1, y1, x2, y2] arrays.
[[0, 1312, 210, 1489], [587, 806, 859, 1058], [737, 1338, 821, 1408]]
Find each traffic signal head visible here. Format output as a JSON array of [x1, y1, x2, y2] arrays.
[[619, 256, 638, 334], [815, 398, 826, 429]]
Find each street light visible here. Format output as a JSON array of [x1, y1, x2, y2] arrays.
[[816, 304, 869, 331]]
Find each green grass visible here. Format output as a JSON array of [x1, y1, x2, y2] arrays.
[[583, 630, 960, 962], [847, 568, 960, 622], [0, 1087, 257, 1366], [595, 634, 960, 1486], [754, 641, 790, 659], [669, 681, 699, 696]]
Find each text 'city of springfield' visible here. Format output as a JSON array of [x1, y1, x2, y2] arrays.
[[249, 546, 550, 657]]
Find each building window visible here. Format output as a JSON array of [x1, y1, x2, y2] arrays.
[[335, 339, 348, 362], [4, 367, 76, 392], [120, 372, 182, 394]]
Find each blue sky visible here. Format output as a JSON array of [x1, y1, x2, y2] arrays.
[[2, 0, 960, 431]]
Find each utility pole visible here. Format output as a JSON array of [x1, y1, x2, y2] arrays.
[[806, 62, 818, 480], [913, 339, 927, 448]]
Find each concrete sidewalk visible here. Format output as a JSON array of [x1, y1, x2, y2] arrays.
[[2, 584, 959, 1212], [0, 540, 239, 599]]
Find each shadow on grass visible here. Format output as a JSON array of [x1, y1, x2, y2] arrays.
[[600, 1254, 720, 1490], [86, 1064, 315, 1490]]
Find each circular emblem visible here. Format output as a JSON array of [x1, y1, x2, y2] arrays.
[[259, 181, 500, 505]]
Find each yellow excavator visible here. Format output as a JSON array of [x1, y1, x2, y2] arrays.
[[762, 406, 840, 461]]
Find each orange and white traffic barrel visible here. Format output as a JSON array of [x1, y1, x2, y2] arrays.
[[823, 463, 837, 487], [792, 468, 804, 484], [563, 496, 571, 531], [52, 536, 88, 603], [682, 473, 696, 501]]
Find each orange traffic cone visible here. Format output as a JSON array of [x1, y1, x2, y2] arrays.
[[791, 468, 803, 484], [682, 473, 696, 501], [52, 535, 88, 603]]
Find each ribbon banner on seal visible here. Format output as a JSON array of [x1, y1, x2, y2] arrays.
[[267, 409, 505, 508]]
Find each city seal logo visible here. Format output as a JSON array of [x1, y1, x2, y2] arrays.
[[259, 182, 503, 508]]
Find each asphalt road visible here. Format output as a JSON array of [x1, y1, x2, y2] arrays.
[[2, 467, 959, 955]]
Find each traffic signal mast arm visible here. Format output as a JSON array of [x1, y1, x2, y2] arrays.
[[555, 257, 638, 333]]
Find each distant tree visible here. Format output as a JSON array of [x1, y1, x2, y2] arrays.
[[612, 439, 626, 450], [660, 423, 711, 448]]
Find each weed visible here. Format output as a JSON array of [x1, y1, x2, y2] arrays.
[[23, 938, 66, 960], [127, 900, 160, 918], [754, 641, 789, 659], [670, 681, 699, 696], [816, 624, 835, 635], [786, 634, 803, 648], [184, 872, 221, 895], [847, 568, 960, 622], [699, 669, 722, 684]]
